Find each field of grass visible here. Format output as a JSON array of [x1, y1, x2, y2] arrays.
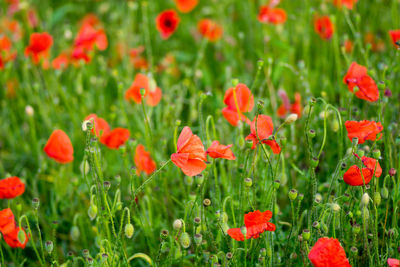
[[1, 0, 400, 266]]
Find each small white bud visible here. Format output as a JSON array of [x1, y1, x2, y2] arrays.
[[25, 105, 34, 116], [82, 120, 91, 132], [285, 113, 298, 124], [361, 193, 370, 207], [173, 219, 183, 230]]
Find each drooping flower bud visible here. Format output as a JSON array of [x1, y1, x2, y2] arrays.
[[285, 114, 298, 124], [124, 224, 134, 238], [88, 204, 98, 221], [70, 226, 80, 241]]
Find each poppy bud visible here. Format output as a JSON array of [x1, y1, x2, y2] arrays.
[[315, 193, 322, 203], [179, 232, 191, 249], [70, 226, 80, 241], [372, 149, 381, 159], [331, 203, 340, 212], [195, 174, 204, 185], [32, 198, 40, 209], [273, 180, 280, 189], [231, 78, 239, 87], [88, 205, 98, 221], [373, 192, 381, 206], [115, 202, 123, 211], [244, 178, 253, 188], [17, 229, 26, 244], [288, 189, 298, 201], [321, 223, 328, 233], [361, 207, 369, 220], [257, 60, 264, 68], [203, 198, 211, 207], [298, 193, 304, 201], [140, 88, 146, 97], [257, 100, 264, 114], [240, 226, 247, 237], [194, 234, 202, 245], [343, 193, 350, 202], [310, 157, 319, 168], [103, 181, 111, 191], [302, 229, 310, 241], [173, 219, 183, 230], [285, 114, 298, 124], [381, 187, 389, 199], [124, 223, 134, 238], [350, 246, 358, 255], [101, 253, 109, 263], [25, 105, 34, 116], [184, 176, 193, 186], [45, 241, 53, 254], [361, 193, 370, 207], [389, 168, 397, 177], [355, 210, 361, 217], [309, 129, 316, 138], [312, 221, 320, 229], [347, 211, 353, 218], [331, 118, 339, 132]]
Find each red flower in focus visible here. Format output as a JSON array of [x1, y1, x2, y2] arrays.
[[100, 128, 130, 149], [314, 16, 334, 40], [343, 62, 379, 102], [308, 237, 351, 267], [134, 144, 156, 175], [52, 53, 69, 70], [343, 156, 382, 186], [389, 30, 400, 48], [3, 227, 29, 249], [171, 126, 207, 176], [206, 141, 235, 160], [258, 6, 287, 25], [24, 32, 53, 64], [277, 91, 302, 118], [0, 177, 25, 199], [0, 208, 15, 235], [197, 19, 223, 42], [125, 73, 162, 106], [175, 0, 198, 13], [85, 114, 111, 139], [245, 115, 281, 153], [227, 210, 276, 241], [156, 10, 180, 40], [222, 83, 254, 126], [345, 120, 383, 144], [388, 258, 400, 267], [44, 129, 74, 164], [333, 0, 358, 9]]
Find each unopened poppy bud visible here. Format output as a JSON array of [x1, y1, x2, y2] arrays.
[[298, 193, 304, 201], [32, 198, 40, 209], [124, 223, 134, 238], [312, 221, 320, 229], [70, 226, 80, 241], [173, 219, 183, 230], [175, 120, 181, 126], [184, 176, 193, 186], [140, 88, 146, 97], [361, 207, 369, 220], [389, 168, 397, 177], [194, 217, 201, 226], [331, 203, 340, 212], [381, 187, 389, 199], [45, 241, 53, 254], [309, 129, 316, 138], [179, 232, 191, 249], [17, 229, 26, 244], [321, 223, 328, 233], [331, 118, 339, 132], [361, 193, 370, 206], [350, 246, 358, 255], [88, 205, 98, 221], [160, 229, 169, 240], [115, 202, 123, 211], [288, 189, 298, 201], [195, 174, 204, 185], [273, 180, 280, 189], [315, 193, 322, 203], [203, 198, 211, 207], [244, 178, 253, 188], [372, 149, 381, 159], [310, 157, 319, 168], [103, 181, 111, 191], [25, 105, 34, 116], [221, 212, 228, 223], [302, 229, 310, 241], [194, 234, 202, 245], [232, 78, 239, 86], [285, 114, 298, 124], [373, 192, 381, 206]]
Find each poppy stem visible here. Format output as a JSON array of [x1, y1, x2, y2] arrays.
[[19, 215, 45, 266], [141, 1, 153, 71]]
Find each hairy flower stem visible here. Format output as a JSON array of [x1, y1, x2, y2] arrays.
[[141, 95, 153, 153], [19, 215, 45, 266]]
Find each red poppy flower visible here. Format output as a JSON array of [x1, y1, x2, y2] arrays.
[[24, 32, 53, 64], [0, 35, 16, 70], [314, 16, 334, 40], [222, 83, 254, 126], [80, 13, 100, 27], [125, 73, 162, 106], [388, 258, 400, 267], [343, 62, 379, 102], [0, 208, 15, 235], [0, 176, 25, 199], [258, 6, 287, 25], [345, 120, 383, 144], [171, 126, 207, 176], [85, 114, 111, 139], [52, 53, 69, 70], [277, 92, 302, 118], [3, 227, 29, 249], [389, 30, 400, 48], [206, 141, 235, 160], [156, 10, 180, 40], [100, 128, 130, 149], [344, 40, 353, 53], [175, 0, 198, 13], [44, 130, 74, 164], [245, 115, 281, 153], [333, 0, 358, 9], [227, 210, 276, 241], [308, 237, 351, 267], [343, 156, 382, 186], [197, 19, 223, 42], [134, 144, 156, 175]]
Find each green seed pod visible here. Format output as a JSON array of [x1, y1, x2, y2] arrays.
[[288, 189, 298, 201], [310, 157, 319, 168], [302, 229, 310, 241], [372, 149, 381, 159], [290, 252, 297, 260], [195, 174, 204, 185], [194, 234, 202, 245], [101, 253, 109, 263], [184, 176, 193, 186], [321, 223, 328, 233], [160, 242, 169, 253], [17, 229, 26, 244], [373, 192, 381, 206], [350, 246, 358, 255], [331, 203, 340, 213], [257, 60, 264, 68], [357, 149, 365, 157], [355, 210, 361, 217], [226, 252, 233, 260], [82, 249, 90, 258], [312, 221, 320, 229], [160, 229, 169, 240], [245, 139, 253, 149], [88, 205, 98, 221], [203, 198, 211, 207], [221, 212, 228, 223], [298, 193, 304, 201], [352, 224, 361, 234], [309, 129, 316, 138], [189, 192, 196, 201], [273, 180, 280, 190], [381, 187, 389, 199], [266, 246, 272, 258], [346, 211, 353, 218], [45, 241, 53, 254], [244, 178, 253, 188], [70, 226, 80, 241], [124, 224, 134, 238], [194, 217, 201, 226], [179, 232, 191, 249]]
